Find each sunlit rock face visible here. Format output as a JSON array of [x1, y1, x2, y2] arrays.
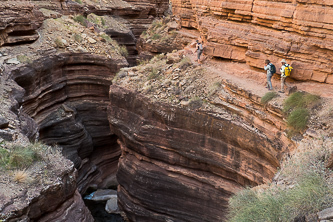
[[171, 0, 333, 84], [108, 85, 285, 222]]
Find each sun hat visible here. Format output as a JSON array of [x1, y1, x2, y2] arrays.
[[281, 59, 286, 63]]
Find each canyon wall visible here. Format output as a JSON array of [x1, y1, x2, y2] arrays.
[[11, 53, 127, 193], [171, 0, 333, 84], [108, 85, 289, 222]]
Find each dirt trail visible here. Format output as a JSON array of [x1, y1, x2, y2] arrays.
[[185, 46, 333, 102]]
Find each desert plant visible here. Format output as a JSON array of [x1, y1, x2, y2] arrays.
[[147, 67, 160, 80], [283, 92, 320, 113], [118, 45, 128, 57], [261, 91, 278, 105], [54, 38, 64, 48], [74, 33, 83, 43], [13, 169, 28, 183], [101, 34, 112, 43], [188, 97, 203, 109], [101, 17, 106, 26], [283, 92, 320, 135], [0, 143, 45, 169], [228, 138, 333, 222], [152, 33, 161, 40], [17, 55, 32, 64], [178, 56, 192, 69], [74, 0, 82, 4], [287, 108, 310, 131], [73, 15, 87, 27], [208, 81, 222, 97]]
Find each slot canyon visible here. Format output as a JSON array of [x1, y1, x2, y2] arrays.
[[1, 0, 333, 222]]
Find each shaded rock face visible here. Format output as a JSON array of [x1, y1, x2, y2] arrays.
[[0, 2, 43, 46], [171, 0, 333, 84], [108, 85, 282, 222], [11, 53, 127, 194]]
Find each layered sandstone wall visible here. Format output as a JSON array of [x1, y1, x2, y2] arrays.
[[171, 0, 333, 84], [10, 53, 127, 193], [108, 85, 287, 222], [0, 2, 43, 46]]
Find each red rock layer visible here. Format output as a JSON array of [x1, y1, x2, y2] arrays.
[[171, 0, 333, 84], [108, 85, 284, 222]]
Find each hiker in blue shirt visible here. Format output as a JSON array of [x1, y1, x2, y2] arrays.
[[264, 59, 275, 91]]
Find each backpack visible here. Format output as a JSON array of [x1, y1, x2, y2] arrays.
[[269, 63, 276, 74], [198, 43, 203, 50], [284, 64, 293, 76]]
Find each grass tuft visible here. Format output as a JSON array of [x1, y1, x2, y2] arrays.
[[147, 67, 160, 80], [73, 15, 87, 27], [0, 143, 45, 169], [228, 138, 333, 222], [188, 97, 203, 109], [152, 33, 161, 40], [287, 108, 310, 131], [17, 55, 32, 64], [178, 56, 192, 69], [283, 92, 320, 135], [13, 169, 28, 183], [261, 91, 278, 105], [119, 45, 128, 57], [74, 33, 82, 43]]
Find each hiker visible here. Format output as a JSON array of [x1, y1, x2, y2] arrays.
[[264, 59, 275, 91], [195, 40, 204, 64], [279, 59, 292, 93]]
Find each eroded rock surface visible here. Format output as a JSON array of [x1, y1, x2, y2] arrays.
[[108, 84, 288, 221], [171, 0, 333, 84], [10, 53, 127, 194]]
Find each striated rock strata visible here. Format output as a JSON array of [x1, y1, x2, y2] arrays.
[[108, 85, 287, 222], [171, 0, 333, 84], [11, 53, 127, 193], [0, 2, 43, 46]]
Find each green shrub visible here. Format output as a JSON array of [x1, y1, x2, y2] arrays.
[[208, 81, 221, 97], [17, 55, 32, 64], [0, 143, 44, 169], [147, 67, 160, 80], [119, 45, 128, 57], [283, 92, 320, 135], [261, 92, 278, 105], [101, 17, 106, 26], [74, 33, 83, 43], [283, 92, 320, 113], [152, 20, 163, 30], [73, 15, 87, 27], [54, 38, 64, 48], [287, 108, 310, 131], [188, 97, 203, 109], [178, 56, 192, 69], [101, 34, 112, 43], [152, 33, 161, 40], [228, 138, 333, 222], [75, 0, 82, 4]]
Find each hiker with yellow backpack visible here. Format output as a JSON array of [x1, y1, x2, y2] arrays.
[[279, 59, 293, 93]]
